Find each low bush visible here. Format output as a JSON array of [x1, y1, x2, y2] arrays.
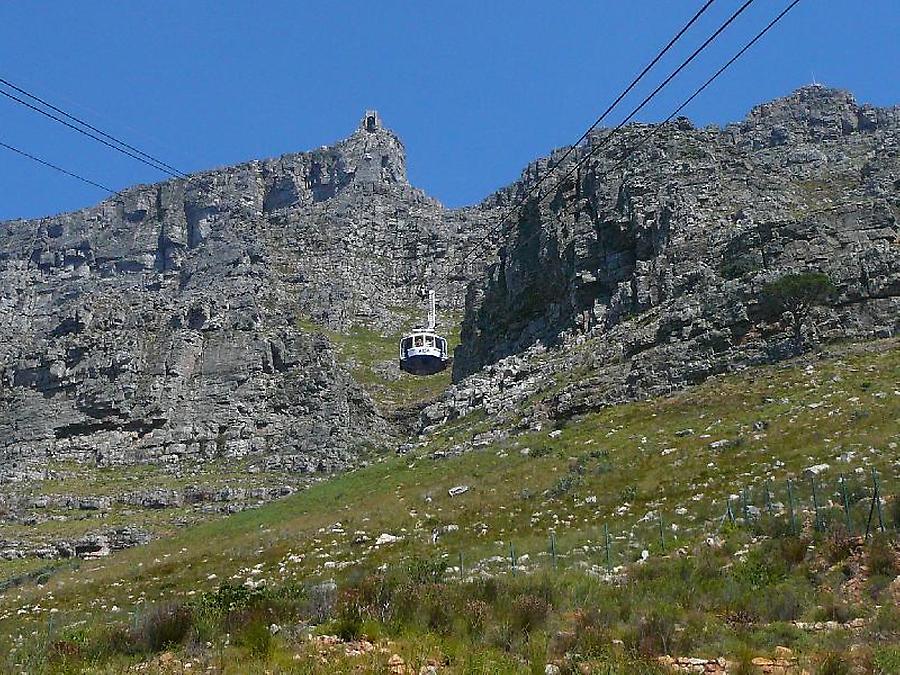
[[632, 604, 677, 656], [872, 645, 900, 674], [776, 536, 809, 565], [866, 535, 897, 577], [823, 527, 854, 564], [133, 602, 194, 653], [509, 594, 551, 635], [889, 497, 900, 530], [813, 592, 851, 624], [332, 587, 364, 641], [235, 615, 273, 658], [871, 603, 900, 637], [464, 599, 490, 637], [817, 651, 852, 675], [758, 581, 806, 622], [865, 573, 894, 602]]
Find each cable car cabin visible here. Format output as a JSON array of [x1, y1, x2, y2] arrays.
[[399, 328, 449, 376]]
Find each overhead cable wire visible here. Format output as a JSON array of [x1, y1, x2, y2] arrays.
[[462, 0, 758, 266], [0, 76, 188, 178], [490, 0, 720, 230], [529, 0, 803, 220], [570, 0, 805, 194], [497, 0, 805, 293], [0, 87, 184, 179], [0, 139, 120, 196]]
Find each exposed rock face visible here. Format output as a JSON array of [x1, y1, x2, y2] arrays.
[[436, 87, 899, 426], [0, 111, 494, 483], [2, 86, 898, 496]]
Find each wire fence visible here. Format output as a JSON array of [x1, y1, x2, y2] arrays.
[[448, 467, 896, 579]]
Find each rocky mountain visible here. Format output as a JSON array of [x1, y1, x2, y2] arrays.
[[1, 87, 898, 561], [0, 111, 495, 487], [421, 86, 899, 432]]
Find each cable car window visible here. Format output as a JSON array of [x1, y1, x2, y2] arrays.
[[425, 335, 434, 346], [414, 335, 424, 347]]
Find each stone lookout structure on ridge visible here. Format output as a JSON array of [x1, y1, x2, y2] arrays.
[[349, 109, 407, 185]]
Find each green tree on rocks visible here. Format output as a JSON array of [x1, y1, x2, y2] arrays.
[[760, 271, 836, 345]]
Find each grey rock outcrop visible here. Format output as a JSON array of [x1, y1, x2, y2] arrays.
[[0, 111, 495, 484], [2, 87, 898, 513], [429, 87, 899, 426]]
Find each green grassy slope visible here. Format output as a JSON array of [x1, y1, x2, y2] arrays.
[[1, 339, 898, 672]]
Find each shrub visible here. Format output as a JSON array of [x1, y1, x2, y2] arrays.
[[620, 485, 638, 503], [889, 497, 900, 530], [464, 599, 490, 637], [530, 445, 552, 459], [575, 605, 618, 632], [332, 588, 364, 641], [814, 592, 850, 623], [547, 473, 582, 498], [823, 527, 854, 564], [866, 536, 897, 577], [759, 271, 836, 344], [731, 552, 786, 591], [402, 557, 448, 585], [872, 646, 900, 674], [133, 603, 193, 653], [817, 651, 851, 675], [731, 646, 761, 675], [306, 581, 337, 623], [197, 582, 260, 614], [509, 594, 551, 634], [470, 577, 501, 604], [776, 536, 809, 565], [236, 617, 273, 658], [419, 583, 455, 634], [865, 574, 894, 601], [485, 620, 516, 652], [633, 605, 677, 656], [572, 625, 610, 659], [871, 603, 900, 637], [759, 582, 805, 622]]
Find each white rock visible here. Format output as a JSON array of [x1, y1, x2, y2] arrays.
[[375, 533, 401, 546], [804, 463, 830, 477]]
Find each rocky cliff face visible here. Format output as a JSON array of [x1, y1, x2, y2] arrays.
[[421, 87, 899, 430], [1, 88, 898, 552], [0, 112, 494, 485]]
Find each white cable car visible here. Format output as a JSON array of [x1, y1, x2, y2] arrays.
[[399, 290, 450, 376]]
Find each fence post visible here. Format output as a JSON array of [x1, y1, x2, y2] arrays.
[[840, 474, 852, 534], [604, 523, 611, 573], [865, 469, 885, 540], [726, 499, 736, 526], [765, 480, 773, 516], [811, 475, 822, 533], [787, 479, 797, 536], [741, 488, 750, 525], [873, 469, 885, 534], [458, 551, 464, 579], [509, 542, 517, 572], [658, 513, 666, 552], [549, 532, 557, 569]]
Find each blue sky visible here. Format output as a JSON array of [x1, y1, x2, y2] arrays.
[[0, 1, 898, 220]]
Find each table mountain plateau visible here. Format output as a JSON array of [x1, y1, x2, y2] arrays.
[[1, 86, 898, 561]]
